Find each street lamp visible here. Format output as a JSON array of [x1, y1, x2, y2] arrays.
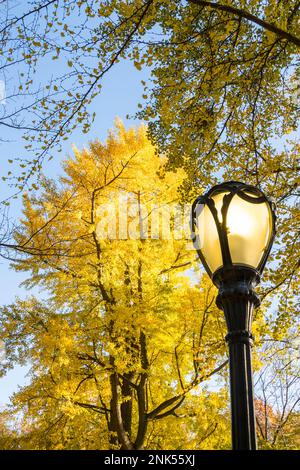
[[191, 181, 276, 450]]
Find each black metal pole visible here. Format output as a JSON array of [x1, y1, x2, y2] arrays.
[[226, 331, 256, 449], [213, 266, 260, 450]]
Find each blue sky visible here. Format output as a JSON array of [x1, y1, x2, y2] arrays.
[[0, 58, 151, 406]]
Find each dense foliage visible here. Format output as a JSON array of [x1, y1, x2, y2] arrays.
[[0, 1, 299, 192], [0, 0, 299, 449]]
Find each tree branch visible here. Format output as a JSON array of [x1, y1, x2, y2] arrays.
[[147, 359, 228, 420], [188, 0, 300, 47]]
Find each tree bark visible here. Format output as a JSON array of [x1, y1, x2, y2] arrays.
[[109, 356, 134, 450], [121, 373, 134, 439]]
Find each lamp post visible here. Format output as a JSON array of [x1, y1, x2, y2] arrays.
[[191, 181, 276, 450]]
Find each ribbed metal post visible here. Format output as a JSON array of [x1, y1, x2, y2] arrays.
[[214, 266, 259, 450], [226, 331, 256, 449]]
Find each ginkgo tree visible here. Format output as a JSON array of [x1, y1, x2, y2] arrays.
[[0, 122, 237, 449]]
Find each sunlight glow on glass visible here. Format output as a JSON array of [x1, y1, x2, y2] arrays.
[[226, 194, 271, 269], [195, 189, 272, 274], [227, 199, 253, 237]]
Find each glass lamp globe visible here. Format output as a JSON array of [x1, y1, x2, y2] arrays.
[[191, 181, 276, 282]]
